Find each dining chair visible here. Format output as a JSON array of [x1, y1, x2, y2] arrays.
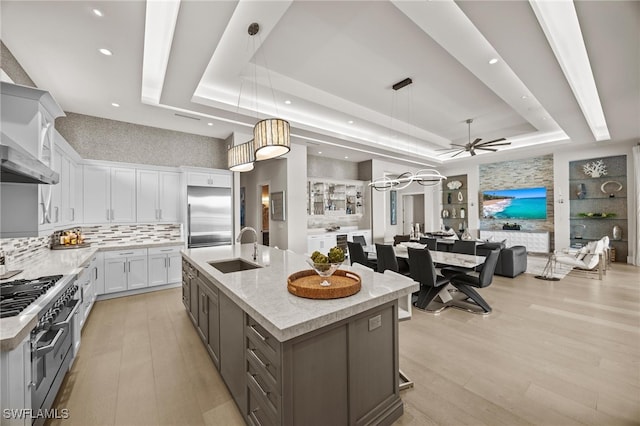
[[452, 240, 476, 255], [418, 237, 437, 250], [441, 240, 479, 276], [347, 241, 377, 271], [375, 243, 401, 274], [449, 248, 501, 314], [393, 235, 411, 246], [352, 235, 367, 246], [407, 247, 451, 310]]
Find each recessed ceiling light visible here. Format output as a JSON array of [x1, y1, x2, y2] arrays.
[[111, 102, 120, 107], [521, 95, 528, 99], [207, 122, 213, 126], [92, 8, 103, 17], [347, 120, 354, 125], [284, 100, 292, 105], [318, 151, 322, 154], [488, 58, 499, 65], [344, 156, 349, 159], [99, 48, 113, 56]]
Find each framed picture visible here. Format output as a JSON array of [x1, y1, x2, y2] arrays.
[[390, 190, 397, 225], [240, 187, 246, 227], [271, 191, 286, 221]]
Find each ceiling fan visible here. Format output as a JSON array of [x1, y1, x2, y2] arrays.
[[440, 119, 511, 157]]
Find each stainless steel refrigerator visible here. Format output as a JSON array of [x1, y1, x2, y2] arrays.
[[187, 186, 232, 248]]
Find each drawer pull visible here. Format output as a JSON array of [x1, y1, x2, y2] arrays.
[[251, 374, 270, 397], [249, 348, 270, 369], [249, 325, 269, 342]]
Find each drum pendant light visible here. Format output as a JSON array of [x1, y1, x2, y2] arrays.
[[228, 140, 255, 172], [254, 118, 290, 160]]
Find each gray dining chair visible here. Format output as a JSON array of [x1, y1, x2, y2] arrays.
[[407, 247, 451, 310], [449, 249, 501, 314], [347, 241, 377, 271]]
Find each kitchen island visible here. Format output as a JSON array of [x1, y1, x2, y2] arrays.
[[181, 244, 418, 426]]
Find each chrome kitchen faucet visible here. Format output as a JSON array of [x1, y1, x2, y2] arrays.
[[236, 227, 258, 260]]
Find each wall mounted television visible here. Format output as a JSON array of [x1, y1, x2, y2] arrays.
[[482, 187, 547, 220]]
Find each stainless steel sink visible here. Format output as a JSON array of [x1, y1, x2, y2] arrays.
[[208, 259, 263, 274]]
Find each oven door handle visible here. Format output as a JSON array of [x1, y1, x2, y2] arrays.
[[35, 327, 65, 357], [51, 299, 79, 331]]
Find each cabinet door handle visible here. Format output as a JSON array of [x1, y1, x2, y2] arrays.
[[94, 266, 98, 280], [168, 257, 171, 268], [159, 209, 162, 219], [164, 257, 167, 268], [123, 262, 126, 273], [111, 209, 115, 220], [71, 208, 75, 221], [201, 293, 207, 314], [55, 206, 59, 223], [107, 209, 110, 221]]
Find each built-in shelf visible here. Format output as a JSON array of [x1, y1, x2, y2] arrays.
[[569, 155, 628, 262], [441, 174, 468, 235]]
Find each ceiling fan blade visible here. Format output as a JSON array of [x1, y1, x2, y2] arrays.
[[475, 147, 498, 152], [482, 137, 507, 145], [470, 149, 476, 156], [469, 138, 482, 146], [451, 150, 465, 158], [475, 140, 510, 147]]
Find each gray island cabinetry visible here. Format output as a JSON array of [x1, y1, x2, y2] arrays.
[[181, 245, 418, 426]]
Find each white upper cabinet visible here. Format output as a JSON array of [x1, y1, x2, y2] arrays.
[[83, 165, 110, 223], [110, 168, 136, 222], [187, 170, 231, 188], [136, 170, 180, 222], [83, 165, 136, 224]]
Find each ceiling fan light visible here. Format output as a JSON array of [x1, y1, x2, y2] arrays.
[[254, 118, 291, 161], [228, 140, 255, 172]]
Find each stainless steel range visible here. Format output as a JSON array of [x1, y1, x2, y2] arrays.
[[1, 275, 79, 426]]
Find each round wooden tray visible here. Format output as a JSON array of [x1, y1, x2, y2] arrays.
[[287, 269, 361, 299]]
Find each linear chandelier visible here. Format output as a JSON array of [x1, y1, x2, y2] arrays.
[[369, 169, 447, 191], [227, 23, 290, 172], [369, 78, 446, 191]]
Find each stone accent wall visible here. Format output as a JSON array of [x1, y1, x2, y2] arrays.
[[479, 155, 555, 245], [56, 112, 228, 169]]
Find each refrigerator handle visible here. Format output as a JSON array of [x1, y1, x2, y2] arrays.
[[187, 203, 192, 246]]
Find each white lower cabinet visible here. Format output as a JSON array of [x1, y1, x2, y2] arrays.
[[148, 246, 182, 287], [104, 249, 148, 293], [0, 335, 31, 426]]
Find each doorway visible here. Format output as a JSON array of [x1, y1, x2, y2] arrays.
[[402, 193, 425, 235], [261, 184, 270, 246]]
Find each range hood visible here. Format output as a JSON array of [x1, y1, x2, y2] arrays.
[[0, 134, 59, 185]]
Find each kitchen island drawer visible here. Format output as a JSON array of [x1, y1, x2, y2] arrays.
[[246, 316, 280, 362], [247, 361, 280, 425]]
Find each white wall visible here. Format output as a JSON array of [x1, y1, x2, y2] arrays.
[[238, 143, 308, 253]]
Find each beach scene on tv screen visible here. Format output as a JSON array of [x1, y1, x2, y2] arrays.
[[482, 187, 547, 220]]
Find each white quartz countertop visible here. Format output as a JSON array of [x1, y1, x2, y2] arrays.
[[181, 244, 418, 342], [1, 240, 184, 351]]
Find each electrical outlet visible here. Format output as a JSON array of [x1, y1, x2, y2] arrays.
[[368, 314, 382, 331]]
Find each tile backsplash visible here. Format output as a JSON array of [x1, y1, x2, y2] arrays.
[[80, 223, 183, 246], [0, 236, 51, 265], [0, 224, 183, 268]]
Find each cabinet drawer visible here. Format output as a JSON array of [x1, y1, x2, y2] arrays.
[[247, 387, 277, 426], [247, 362, 280, 424], [104, 248, 147, 259], [148, 245, 182, 255], [246, 316, 280, 363], [246, 343, 280, 393]]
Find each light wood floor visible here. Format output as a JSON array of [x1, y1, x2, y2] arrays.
[[49, 264, 640, 425]]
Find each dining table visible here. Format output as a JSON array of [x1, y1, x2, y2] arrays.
[[363, 242, 489, 314]]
